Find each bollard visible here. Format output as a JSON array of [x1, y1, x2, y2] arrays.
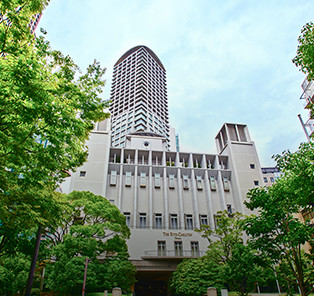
[[112, 287, 122, 296], [207, 287, 217, 296]]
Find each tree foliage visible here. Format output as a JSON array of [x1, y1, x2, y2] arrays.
[[44, 191, 136, 294], [293, 22, 314, 80], [0, 253, 31, 296], [196, 211, 244, 263], [222, 243, 270, 296], [0, 0, 109, 256], [170, 256, 224, 296], [170, 211, 266, 296], [245, 143, 314, 296]]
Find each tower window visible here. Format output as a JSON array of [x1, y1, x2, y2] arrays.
[[139, 213, 146, 229], [155, 173, 161, 188], [223, 177, 230, 191], [157, 241, 166, 256], [183, 175, 189, 189], [210, 176, 216, 191], [196, 176, 203, 190], [191, 242, 199, 257], [174, 241, 183, 256], [169, 174, 175, 189], [200, 215, 208, 226], [185, 214, 193, 230], [124, 212, 131, 227], [170, 214, 178, 230], [125, 171, 132, 187], [155, 213, 162, 229]]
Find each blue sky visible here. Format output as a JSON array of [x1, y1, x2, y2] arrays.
[[39, 0, 313, 166]]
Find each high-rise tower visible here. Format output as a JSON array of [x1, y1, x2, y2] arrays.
[[109, 46, 170, 148]]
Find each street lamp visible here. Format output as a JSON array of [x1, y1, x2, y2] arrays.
[[82, 257, 91, 296]]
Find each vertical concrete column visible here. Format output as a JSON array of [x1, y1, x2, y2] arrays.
[[175, 151, 180, 167], [133, 150, 138, 229], [149, 165, 153, 229], [177, 168, 185, 229], [204, 170, 215, 229], [217, 170, 227, 211], [201, 154, 207, 169], [117, 149, 124, 210], [163, 167, 169, 229], [190, 169, 200, 229]]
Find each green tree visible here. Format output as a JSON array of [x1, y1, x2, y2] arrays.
[[293, 22, 314, 80], [244, 143, 314, 296], [0, 0, 109, 256], [196, 211, 268, 296], [170, 256, 224, 296], [44, 191, 136, 294], [0, 253, 31, 296], [222, 243, 270, 296], [196, 211, 245, 263]]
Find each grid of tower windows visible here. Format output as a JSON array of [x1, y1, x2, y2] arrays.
[[109, 46, 170, 147]]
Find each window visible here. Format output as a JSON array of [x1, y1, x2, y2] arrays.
[[227, 204, 232, 215], [264, 177, 268, 183], [125, 171, 132, 187], [124, 212, 130, 227], [174, 241, 183, 256], [196, 176, 203, 190], [254, 180, 259, 186], [185, 214, 193, 230], [155, 173, 161, 188], [183, 175, 189, 189], [110, 170, 117, 186], [139, 213, 146, 229], [223, 177, 230, 191], [200, 215, 208, 226], [80, 171, 86, 177], [191, 242, 199, 257], [155, 213, 162, 229], [170, 214, 178, 230], [210, 176, 216, 190], [157, 241, 166, 256], [270, 177, 274, 183], [169, 174, 175, 189], [250, 164, 255, 169], [140, 172, 146, 187]]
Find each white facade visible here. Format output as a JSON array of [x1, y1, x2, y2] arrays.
[[61, 122, 264, 294]]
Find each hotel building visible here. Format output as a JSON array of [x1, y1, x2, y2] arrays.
[[61, 46, 264, 295]]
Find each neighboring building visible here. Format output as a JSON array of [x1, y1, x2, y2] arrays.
[[61, 46, 265, 296], [261, 167, 281, 187], [299, 78, 314, 139], [109, 46, 171, 149]]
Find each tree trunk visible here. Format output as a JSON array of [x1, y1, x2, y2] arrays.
[[25, 225, 42, 296]]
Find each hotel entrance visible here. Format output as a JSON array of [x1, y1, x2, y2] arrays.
[[134, 269, 174, 296]]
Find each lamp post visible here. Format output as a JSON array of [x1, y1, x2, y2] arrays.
[[82, 257, 91, 296]]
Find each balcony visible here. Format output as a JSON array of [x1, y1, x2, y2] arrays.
[[142, 250, 206, 260]]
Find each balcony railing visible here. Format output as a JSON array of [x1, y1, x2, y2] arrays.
[[143, 250, 206, 258]]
